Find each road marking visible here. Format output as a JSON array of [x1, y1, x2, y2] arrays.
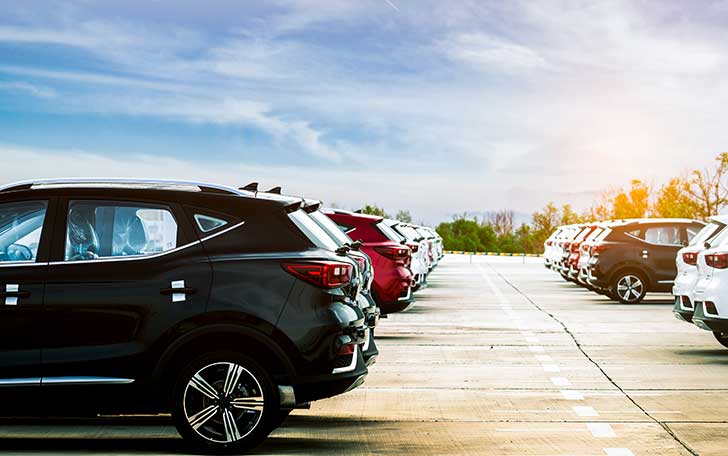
[[529, 346, 545, 353], [604, 449, 635, 456], [551, 377, 571, 387], [535, 355, 553, 362], [587, 423, 616, 438], [561, 390, 585, 400], [542, 364, 561, 372], [573, 406, 599, 417]]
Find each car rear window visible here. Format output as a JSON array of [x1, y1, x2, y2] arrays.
[[289, 209, 339, 251], [377, 222, 405, 242], [309, 210, 352, 247], [689, 222, 725, 247]]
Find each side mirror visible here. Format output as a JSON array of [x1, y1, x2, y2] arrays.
[[705, 241, 712, 249]]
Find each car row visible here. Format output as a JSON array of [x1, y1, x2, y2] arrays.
[[0, 178, 442, 454], [544, 218, 705, 304]]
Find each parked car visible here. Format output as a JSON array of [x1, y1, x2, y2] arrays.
[[586, 218, 705, 303], [566, 224, 599, 281], [672, 216, 728, 323], [386, 220, 429, 290], [0, 178, 369, 453], [324, 209, 415, 314], [689, 225, 728, 348], [300, 199, 380, 366], [555, 224, 587, 280], [543, 227, 565, 269], [576, 224, 609, 288]]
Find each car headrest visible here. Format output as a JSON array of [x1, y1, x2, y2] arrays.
[[113, 212, 148, 256], [67, 207, 100, 256]]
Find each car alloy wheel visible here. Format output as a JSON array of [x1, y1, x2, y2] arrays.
[[183, 361, 265, 444], [614, 273, 645, 304]]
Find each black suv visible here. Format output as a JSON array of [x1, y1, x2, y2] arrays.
[[0, 179, 369, 453], [586, 218, 705, 304]]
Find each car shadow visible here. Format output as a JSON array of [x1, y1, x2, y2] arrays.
[[0, 436, 189, 455]]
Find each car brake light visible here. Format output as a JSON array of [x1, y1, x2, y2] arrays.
[[682, 252, 698, 266], [353, 256, 366, 273], [571, 242, 582, 253], [592, 244, 608, 255], [374, 246, 410, 261], [546, 240, 553, 246], [337, 344, 356, 356], [706, 253, 728, 269], [406, 243, 419, 253], [282, 261, 353, 288]]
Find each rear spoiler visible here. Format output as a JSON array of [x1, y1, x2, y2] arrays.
[[240, 182, 258, 192], [303, 201, 322, 213], [266, 186, 282, 194]]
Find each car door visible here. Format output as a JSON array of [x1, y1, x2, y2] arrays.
[[0, 198, 55, 384], [41, 197, 212, 384], [641, 224, 683, 285]]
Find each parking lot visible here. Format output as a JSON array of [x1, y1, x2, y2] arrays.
[[2, 254, 727, 455]]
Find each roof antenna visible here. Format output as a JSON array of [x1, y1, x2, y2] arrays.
[[240, 182, 258, 192], [267, 186, 282, 194]]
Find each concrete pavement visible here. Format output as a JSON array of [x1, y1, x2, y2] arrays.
[[2, 255, 727, 455]]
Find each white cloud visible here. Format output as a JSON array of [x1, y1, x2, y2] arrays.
[[438, 33, 548, 73], [0, 80, 56, 98]]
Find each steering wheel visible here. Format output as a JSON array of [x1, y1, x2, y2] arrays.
[[6, 244, 33, 262]]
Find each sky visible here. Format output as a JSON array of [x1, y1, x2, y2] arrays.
[[1, 0, 728, 224]]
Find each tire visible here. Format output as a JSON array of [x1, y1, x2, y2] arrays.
[[267, 409, 292, 430], [171, 351, 279, 454], [714, 331, 728, 349], [610, 271, 647, 304]]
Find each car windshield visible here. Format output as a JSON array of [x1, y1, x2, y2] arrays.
[[309, 210, 352, 247], [289, 209, 339, 251], [690, 222, 725, 247]]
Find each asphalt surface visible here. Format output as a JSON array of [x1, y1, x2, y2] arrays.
[[2, 255, 728, 455]]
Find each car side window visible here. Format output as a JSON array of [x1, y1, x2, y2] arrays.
[[194, 214, 228, 233], [644, 226, 681, 246], [64, 201, 178, 261], [0, 201, 47, 263]]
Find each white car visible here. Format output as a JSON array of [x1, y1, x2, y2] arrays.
[[672, 216, 728, 324], [386, 221, 429, 290], [576, 224, 609, 286], [691, 224, 728, 348], [543, 227, 564, 269]]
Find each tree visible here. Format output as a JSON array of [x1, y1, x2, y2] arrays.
[[653, 178, 699, 219], [488, 209, 514, 237], [685, 152, 728, 219], [359, 204, 388, 218], [612, 180, 650, 219], [394, 210, 413, 223], [560, 204, 583, 225]]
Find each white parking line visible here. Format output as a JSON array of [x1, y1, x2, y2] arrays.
[[604, 449, 635, 456], [551, 377, 571, 387], [587, 423, 616, 438], [561, 390, 585, 400], [573, 406, 599, 417]]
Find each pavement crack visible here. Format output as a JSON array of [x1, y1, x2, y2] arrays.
[[486, 263, 700, 456]]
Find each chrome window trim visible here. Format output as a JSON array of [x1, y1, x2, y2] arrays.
[[0, 261, 48, 268], [0, 377, 41, 386], [42, 376, 135, 386], [48, 220, 245, 266]]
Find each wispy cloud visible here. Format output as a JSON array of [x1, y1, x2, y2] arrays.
[[0, 80, 56, 98]]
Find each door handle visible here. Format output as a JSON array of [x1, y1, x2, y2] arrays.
[[160, 287, 196, 295]]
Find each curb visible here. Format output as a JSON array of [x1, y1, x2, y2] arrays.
[[444, 251, 542, 257]]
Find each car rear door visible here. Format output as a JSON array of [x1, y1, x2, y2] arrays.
[[0, 198, 55, 383], [640, 224, 683, 286], [41, 196, 212, 384]]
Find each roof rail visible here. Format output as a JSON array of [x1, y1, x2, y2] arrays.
[[0, 178, 244, 196]]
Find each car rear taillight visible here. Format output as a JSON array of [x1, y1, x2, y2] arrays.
[[705, 253, 728, 269], [682, 252, 698, 266], [546, 240, 553, 246], [353, 256, 366, 273], [282, 261, 353, 289], [375, 246, 411, 261], [571, 242, 582, 253], [591, 244, 608, 255], [336, 344, 356, 356], [406, 243, 419, 253]]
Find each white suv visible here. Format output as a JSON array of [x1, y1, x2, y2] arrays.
[[672, 217, 728, 324], [691, 222, 728, 348]]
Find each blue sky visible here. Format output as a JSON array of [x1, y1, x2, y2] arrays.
[[2, 0, 728, 223]]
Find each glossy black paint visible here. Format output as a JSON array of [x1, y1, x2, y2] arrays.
[[0, 185, 368, 414]]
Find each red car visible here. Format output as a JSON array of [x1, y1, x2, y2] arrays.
[[324, 209, 415, 314]]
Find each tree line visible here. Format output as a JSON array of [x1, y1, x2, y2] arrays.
[[357, 152, 728, 254]]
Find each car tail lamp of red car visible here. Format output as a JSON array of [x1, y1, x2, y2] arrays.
[[682, 252, 698, 266], [706, 253, 728, 269], [570, 242, 582, 253], [546, 240, 553, 246], [375, 246, 411, 263], [283, 261, 353, 289]]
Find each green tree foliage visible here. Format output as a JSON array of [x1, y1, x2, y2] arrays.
[[436, 215, 498, 252], [653, 178, 699, 219], [359, 204, 388, 218], [395, 209, 413, 223]]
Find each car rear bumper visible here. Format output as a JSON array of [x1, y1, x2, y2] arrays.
[[692, 301, 728, 332], [292, 346, 368, 404], [672, 296, 694, 323], [379, 288, 415, 314]]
